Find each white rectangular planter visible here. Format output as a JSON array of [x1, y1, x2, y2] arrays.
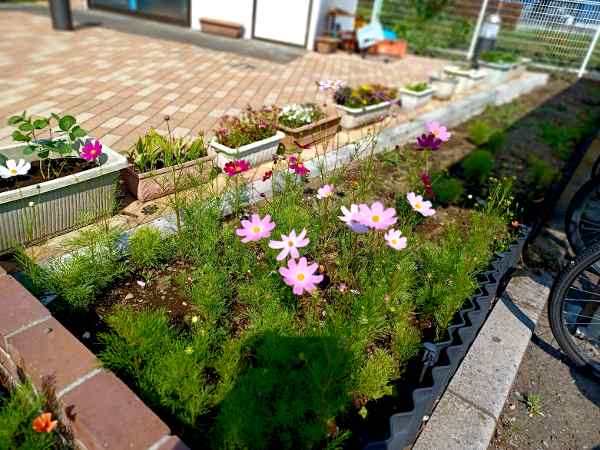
[[335, 100, 395, 129], [430, 74, 458, 100], [478, 61, 519, 85], [400, 87, 435, 110], [443, 66, 487, 94], [211, 131, 285, 169], [0, 142, 128, 254]]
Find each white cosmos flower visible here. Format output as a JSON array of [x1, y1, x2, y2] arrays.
[[406, 192, 436, 217], [0, 159, 31, 179]]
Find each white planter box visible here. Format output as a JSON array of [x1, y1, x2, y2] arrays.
[[0, 142, 128, 254], [210, 131, 285, 169], [443, 66, 487, 93], [400, 87, 435, 110], [335, 100, 395, 129], [478, 61, 519, 85], [430, 74, 458, 100]]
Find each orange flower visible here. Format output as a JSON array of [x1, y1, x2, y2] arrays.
[[32, 412, 58, 433]]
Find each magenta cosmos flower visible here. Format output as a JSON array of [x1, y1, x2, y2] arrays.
[[224, 160, 250, 176], [235, 214, 276, 243], [416, 133, 442, 151], [426, 121, 451, 142], [407, 192, 436, 217], [317, 184, 334, 200], [279, 257, 323, 295], [358, 202, 397, 230], [384, 229, 407, 251], [339, 204, 369, 233], [268, 228, 310, 261], [289, 155, 310, 176], [81, 140, 102, 161]]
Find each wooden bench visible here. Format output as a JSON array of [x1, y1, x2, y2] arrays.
[[199, 18, 243, 38]]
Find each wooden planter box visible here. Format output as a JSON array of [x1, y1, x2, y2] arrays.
[[278, 115, 341, 148], [199, 18, 243, 38], [0, 142, 128, 254], [122, 154, 215, 203], [210, 131, 285, 169], [335, 100, 395, 129], [400, 86, 436, 110], [315, 36, 340, 53]]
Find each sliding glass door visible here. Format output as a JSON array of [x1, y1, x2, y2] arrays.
[[89, 0, 189, 25]]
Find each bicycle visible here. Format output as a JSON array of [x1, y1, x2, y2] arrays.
[[548, 154, 600, 378]]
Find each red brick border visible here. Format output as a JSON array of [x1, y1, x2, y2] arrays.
[[0, 271, 189, 450]]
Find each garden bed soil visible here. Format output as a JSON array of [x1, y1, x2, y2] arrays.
[[0, 158, 95, 194]]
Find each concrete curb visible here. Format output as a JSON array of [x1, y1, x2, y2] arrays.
[[412, 271, 552, 450]]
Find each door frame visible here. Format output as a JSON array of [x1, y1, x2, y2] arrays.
[[87, 0, 192, 27], [251, 0, 313, 48]]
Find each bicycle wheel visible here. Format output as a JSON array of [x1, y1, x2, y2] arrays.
[[548, 241, 600, 378], [592, 155, 600, 179], [565, 176, 600, 255]]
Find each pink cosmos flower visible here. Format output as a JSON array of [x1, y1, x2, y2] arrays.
[[316, 184, 334, 200], [279, 257, 323, 295], [384, 229, 407, 251], [81, 140, 102, 161], [224, 160, 251, 176], [407, 192, 436, 217], [426, 121, 451, 142], [235, 214, 276, 243], [268, 228, 310, 261], [358, 202, 397, 230], [339, 204, 369, 233], [289, 155, 310, 176]]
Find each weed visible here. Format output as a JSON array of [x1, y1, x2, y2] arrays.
[[526, 155, 558, 198], [467, 120, 497, 146], [431, 174, 464, 205], [526, 393, 543, 416], [462, 150, 495, 184], [537, 123, 579, 161], [128, 225, 170, 270]]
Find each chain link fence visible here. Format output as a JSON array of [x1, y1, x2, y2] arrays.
[[357, 0, 600, 75]]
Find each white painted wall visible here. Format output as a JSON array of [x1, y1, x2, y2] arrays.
[[190, 0, 255, 38]]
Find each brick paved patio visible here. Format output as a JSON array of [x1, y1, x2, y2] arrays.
[[0, 8, 447, 152]]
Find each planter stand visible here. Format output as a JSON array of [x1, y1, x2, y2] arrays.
[[478, 61, 520, 85], [335, 100, 396, 129], [400, 87, 436, 110], [210, 131, 285, 169], [278, 115, 341, 149], [0, 143, 128, 254], [122, 153, 215, 202], [443, 66, 487, 94], [430, 73, 459, 100]]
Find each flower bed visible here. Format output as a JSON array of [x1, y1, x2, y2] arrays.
[[0, 113, 127, 254], [14, 117, 529, 449]]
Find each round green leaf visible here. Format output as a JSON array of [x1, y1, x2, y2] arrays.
[[12, 130, 30, 142], [69, 125, 87, 140], [59, 115, 76, 131], [7, 115, 23, 126], [33, 119, 49, 129], [23, 146, 35, 155], [18, 122, 33, 132]]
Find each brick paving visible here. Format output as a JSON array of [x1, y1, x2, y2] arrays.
[[0, 8, 447, 152]]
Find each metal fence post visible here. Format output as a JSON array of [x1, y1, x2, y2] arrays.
[[578, 25, 600, 78], [467, 0, 490, 60]]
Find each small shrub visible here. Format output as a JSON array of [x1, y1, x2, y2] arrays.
[[431, 174, 464, 204], [404, 81, 430, 93], [214, 106, 280, 148], [538, 123, 579, 161], [467, 120, 496, 146], [485, 131, 506, 154], [526, 155, 558, 197], [128, 225, 166, 270], [479, 50, 519, 64], [462, 149, 495, 184]]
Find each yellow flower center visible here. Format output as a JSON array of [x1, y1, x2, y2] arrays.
[[415, 202, 422, 210], [288, 240, 294, 247], [372, 215, 380, 222], [9, 168, 17, 175], [251, 226, 261, 233], [297, 273, 305, 281], [391, 239, 398, 245]]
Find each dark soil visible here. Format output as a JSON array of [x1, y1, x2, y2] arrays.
[[0, 158, 96, 193]]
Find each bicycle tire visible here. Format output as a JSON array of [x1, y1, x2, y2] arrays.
[[565, 176, 600, 255], [592, 155, 600, 179], [548, 241, 600, 378]]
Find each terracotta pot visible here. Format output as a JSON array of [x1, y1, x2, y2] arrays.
[[199, 18, 243, 38], [122, 154, 215, 202], [372, 39, 407, 58], [278, 115, 341, 148]]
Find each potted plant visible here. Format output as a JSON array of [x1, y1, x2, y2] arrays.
[[277, 103, 340, 148], [429, 72, 459, 100], [443, 65, 487, 94], [333, 84, 398, 129], [122, 121, 214, 202], [0, 112, 127, 254], [210, 107, 285, 169], [400, 81, 436, 110], [478, 50, 521, 84]]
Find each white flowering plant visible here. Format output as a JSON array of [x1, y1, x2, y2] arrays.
[[278, 103, 325, 129]]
